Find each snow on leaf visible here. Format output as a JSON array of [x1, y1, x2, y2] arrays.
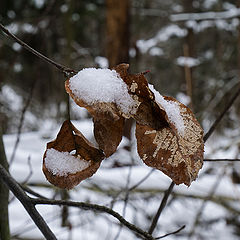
[[113, 64, 168, 128], [136, 97, 204, 186], [65, 67, 139, 157], [66, 67, 138, 116], [42, 120, 104, 189]]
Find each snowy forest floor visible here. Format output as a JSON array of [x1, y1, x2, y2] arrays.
[[3, 113, 240, 239]]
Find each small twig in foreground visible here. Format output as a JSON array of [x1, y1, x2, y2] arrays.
[[148, 181, 175, 235], [188, 168, 225, 238], [156, 225, 185, 239], [0, 163, 57, 240], [204, 159, 240, 162], [9, 84, 35, 166], [32, 198, 156, 240], [203, 84, 240, 142]]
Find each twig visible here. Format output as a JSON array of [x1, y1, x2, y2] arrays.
[[113, 165, 132, 240], [0, 22, 76, 77], [21, 185, 48, 199], [9, 84, 35, 166], [32, 198, 156, 240], [156, 225, 185, 239], [22, 156, 33, 184], [109, 169, 154, 208], [148, 181, 175, 235], [203, 84, 240, 142], [0, 163, 57, 240], [188, 168, 225, 238], [204, 159, 240, 162], [129, 169, 155, 191]]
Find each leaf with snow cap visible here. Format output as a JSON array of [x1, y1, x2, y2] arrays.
[[65, 67, 139, 157], [136, 89, 204, 186], [42, 120, 104, 189]]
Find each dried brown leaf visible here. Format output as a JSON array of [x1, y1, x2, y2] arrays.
[[65, 78, 125, 157], [114, 64, 168, 129], [136, 97, 204, 186], [42, 120, 104, 189], [93, 117, 124, 157]]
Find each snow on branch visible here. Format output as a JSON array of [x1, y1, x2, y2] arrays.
[[171, 8, 240, 22]]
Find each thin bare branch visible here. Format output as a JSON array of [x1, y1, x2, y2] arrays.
[[22, 156, 33, 184], [204, 159, 240, 162], [203, 84, 240, 142], [188, 168, 226, 238], [129, 169, 155, 191], [148, 181, 175, 235], [0, 22, 77, 77], [113, 165, 132, 240], [9, 84, 34, 166], [21, 185, 48, 199], [156, 225, 185, 239], [0, 163, 57, 240], [32, 198, 156, 240]]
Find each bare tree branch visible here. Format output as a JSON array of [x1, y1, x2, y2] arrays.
[[156, 225, 185, 239], [0, 163, 57, 240], [188, 168, 226, 237], [204, 159, 240, 162], [0, 22, 77, 77], [9, 82, 35, 166], [21, 185, 48, 199], [203, 84, 240, 142], [32, 198, 156, 240], [148, 181, 175, 235]]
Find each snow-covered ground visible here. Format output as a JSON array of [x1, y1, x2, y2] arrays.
[[3, 115, 240, 240]]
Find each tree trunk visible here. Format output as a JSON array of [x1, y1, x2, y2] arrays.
[[106, 0, 130, 68], [0, 128, 10, 240]]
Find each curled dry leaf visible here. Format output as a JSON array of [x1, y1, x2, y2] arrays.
[[93, 117, 124, 157], [113, 64, 168, 129], [65, 76, 125, 157], [136, 97, 204, 186], [42, 120, 104, 189]]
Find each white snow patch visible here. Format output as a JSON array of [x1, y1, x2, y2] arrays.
[[94, 56, 109, 68], [149, 47, 164, 56], [176, 56, 200, 68], [149, 84, 185, 136], [45, 148, 90, 177], [69, 68, 137, 115], [136, 25, 187, 54], [176, 92, 191, 106]]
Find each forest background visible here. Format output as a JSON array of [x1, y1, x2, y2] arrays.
[[1, 0, 240, 239]]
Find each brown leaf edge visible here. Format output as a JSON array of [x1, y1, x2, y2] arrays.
[[65, 77, 125, 157], [136, 96, 204, 186], [42, 120, 105, 189]]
